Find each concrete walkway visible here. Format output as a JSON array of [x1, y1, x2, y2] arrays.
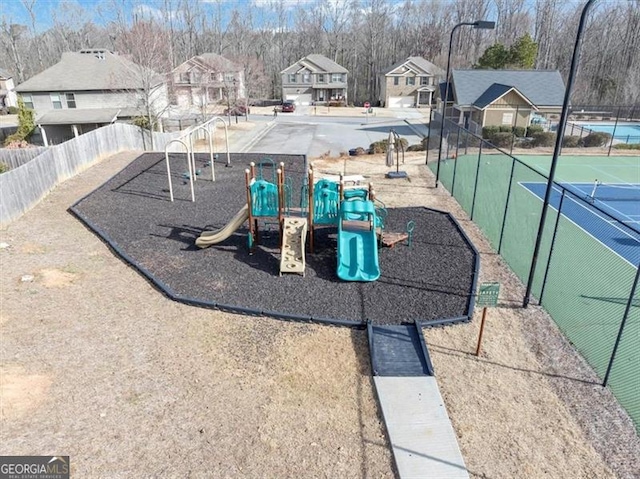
[[370, 324, 468, 478]]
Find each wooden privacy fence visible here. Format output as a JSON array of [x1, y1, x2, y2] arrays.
[[0, 147, 49, 170], [0, 123, 184, 227]]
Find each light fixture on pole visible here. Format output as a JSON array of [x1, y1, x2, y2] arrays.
[[523, 0, 597, 308], [435, 20, 496, 187]]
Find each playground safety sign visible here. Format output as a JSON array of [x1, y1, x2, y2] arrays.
[[477, 282, 500, 307]]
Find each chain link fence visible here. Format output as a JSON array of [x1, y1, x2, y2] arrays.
[[430, 119, 640, 433]]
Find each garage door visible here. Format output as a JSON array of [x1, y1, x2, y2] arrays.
[[285, 93, 313, 105], [388, 96, 414, 108]]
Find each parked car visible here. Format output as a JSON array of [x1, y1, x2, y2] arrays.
[[281, 101, 296, 113]]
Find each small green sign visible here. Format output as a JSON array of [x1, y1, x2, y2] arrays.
[[477, 282, 500, 307]]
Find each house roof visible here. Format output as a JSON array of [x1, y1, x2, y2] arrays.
[[281, 54, 348, 74], [382, 56, 444, 76], [439, 82, 454, 102], [451, 69, 565, 107], [179, 53, 242, 73], [37, 108, 121, 125], [15, 50, 162, 93], [472, 83, 536, 110]]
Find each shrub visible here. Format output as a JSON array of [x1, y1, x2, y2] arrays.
[[5, 139, 32, 149], [461, 134, 482, 148], [526, 125, 544, 136], [489, 132, 515, 148], [482, 125, 500, 139], [132, 115, 151, 130], [516, 139, 535, 149], [582, 132, 612, 147], [3, 132, 24, 147], [512, 126, 526, 137], [499, 125, 512, 133], [7, 106, 19, 115], [613, 143, 640, 150], [562, 135, 581, 148], [0, 162, 9, 173], [406, 144, 425, 152], [369, 137, 408, 154], [531, 132, 556, 147]]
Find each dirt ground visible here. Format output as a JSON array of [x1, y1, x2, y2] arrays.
[[1, 147, 639, 478]]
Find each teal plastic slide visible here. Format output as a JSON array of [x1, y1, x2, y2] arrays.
[[337, 200, 380, 282]]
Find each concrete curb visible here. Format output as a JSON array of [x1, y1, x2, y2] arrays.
[[403, 119, 428, 139], [235, 120, 277, 153]]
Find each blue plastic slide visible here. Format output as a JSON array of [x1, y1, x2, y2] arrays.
[[337, 200, 380, 282]]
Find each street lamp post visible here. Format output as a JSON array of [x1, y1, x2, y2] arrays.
[[436, 20, 495, 187], [523, 0, 597, 307], [233, 78, 238, 124]]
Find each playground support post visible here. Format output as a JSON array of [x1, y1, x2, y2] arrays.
[[244, 168, 254, 252], [307, 166, 315, 253], [524, 0, 597, 307]]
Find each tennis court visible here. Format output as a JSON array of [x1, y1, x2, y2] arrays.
[[521, 182, 640, 265], [431, 151, 640, 432]]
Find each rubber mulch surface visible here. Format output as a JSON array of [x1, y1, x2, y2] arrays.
[[71, 153, 476, 325]]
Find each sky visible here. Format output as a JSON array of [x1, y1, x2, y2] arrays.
[[1, 0, 354, 31], [1, 0, 601, 33]]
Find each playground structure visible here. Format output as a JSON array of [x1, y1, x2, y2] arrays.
[[195, 159, 414, 282], [164, 116, 230, 202]]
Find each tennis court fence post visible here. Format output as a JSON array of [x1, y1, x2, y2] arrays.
[[538, 188, 566, 304], [425, 111, 432, 165], [603, 264, 640, 387], [451, 126, 461, 196], [497, 157, 517, 254], [470, 142, 484, 220], [510, 105, 519, 155], [607, 106, 621, 157], [464, 128, 469, 155]]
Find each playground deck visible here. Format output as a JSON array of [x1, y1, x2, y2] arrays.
[[71, 152, 477, 325]]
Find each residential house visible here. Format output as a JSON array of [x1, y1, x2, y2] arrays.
[[438, 69, 566, 133], [14, 49, 168, 145], [170, 54, 245, 109], [281, 54, 348, 105], [379, 56, 443, 108], [0, 68, 18, 109]]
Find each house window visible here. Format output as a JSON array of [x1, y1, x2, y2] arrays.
[[21, 94, 34, 109], [406, 77, 415, 86], [302, 72, 310, 83], [289, 74, 296, 83], [65, 92, 76, 109], [318, 74, 325, 82], [210, 72, 219, 82], [179, 72, 190, 83], [420, 77, 429, 86], [332, 73, 342, 83], [502, 112, 514, 125], [224, 73, 235, 83], [393, 77, 399, 86], [51, 93, 62, 109]]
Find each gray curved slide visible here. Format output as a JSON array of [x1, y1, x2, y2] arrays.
[[195, 205, 249, 248]]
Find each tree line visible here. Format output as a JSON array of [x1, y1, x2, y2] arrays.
[[1, 0, 639, 107]]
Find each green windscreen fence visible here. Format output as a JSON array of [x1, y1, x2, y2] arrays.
[[428, 123, 640, 433]]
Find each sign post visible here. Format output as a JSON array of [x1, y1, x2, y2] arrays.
[[475, 282, 500, 356]]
